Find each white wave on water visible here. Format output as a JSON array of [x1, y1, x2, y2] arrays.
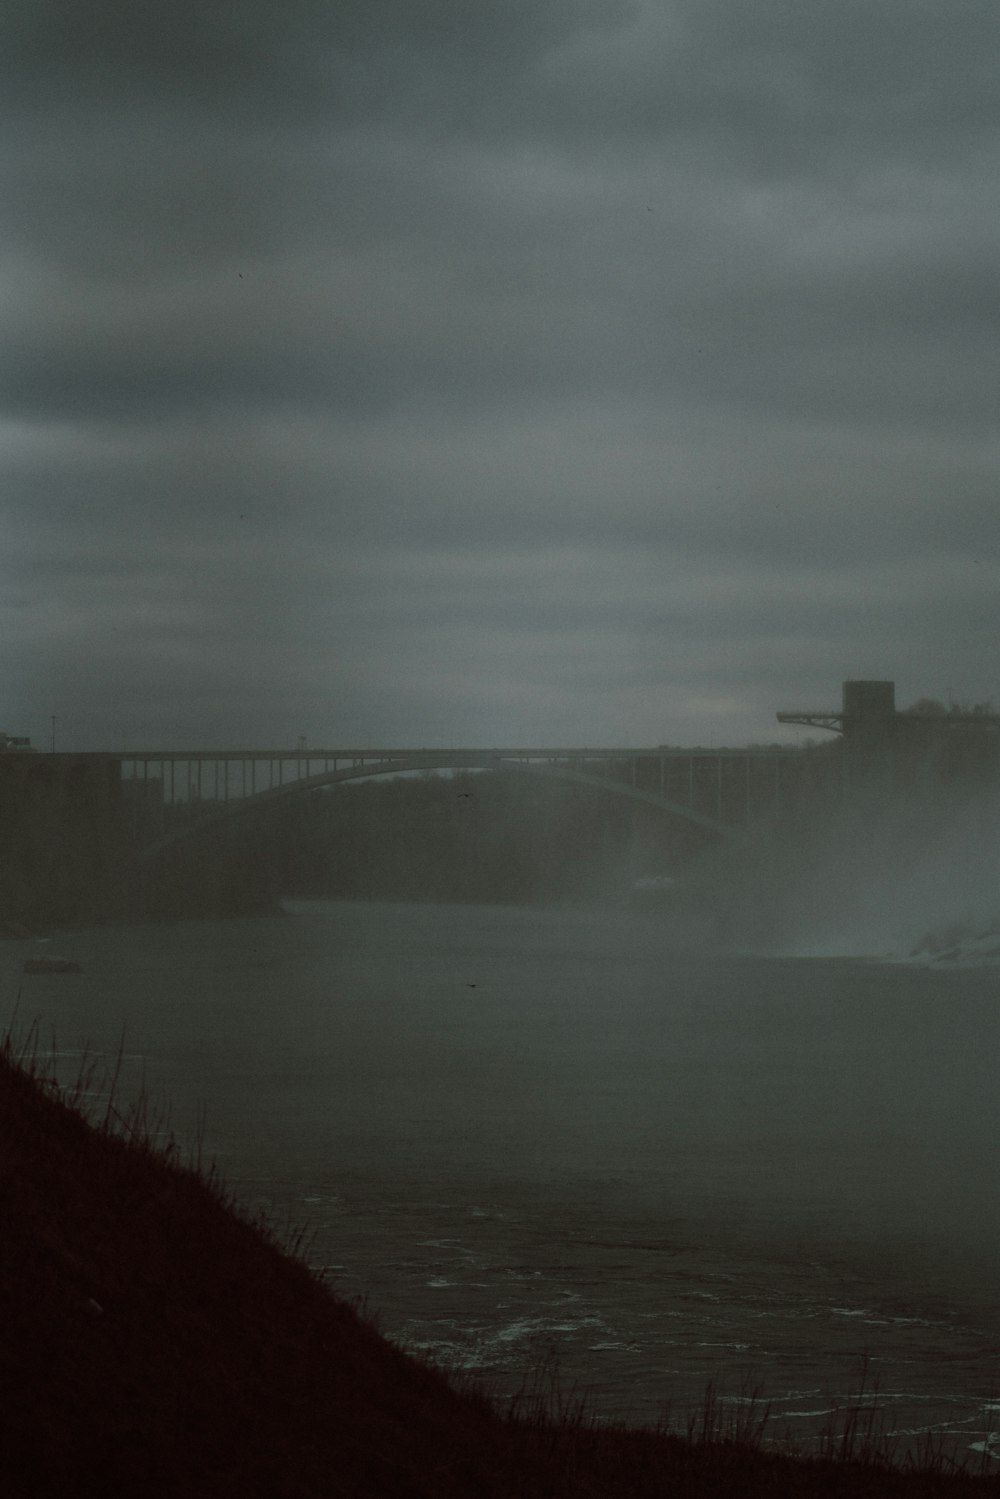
[[492, 1315, 607, 1344]]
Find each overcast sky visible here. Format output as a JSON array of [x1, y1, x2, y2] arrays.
[[3, 1, 999, 751]]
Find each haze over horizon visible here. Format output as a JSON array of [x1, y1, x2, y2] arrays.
[[4, 2, 999, 752]]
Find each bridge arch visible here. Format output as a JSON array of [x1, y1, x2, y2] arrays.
[[127, 755, 732, 870]]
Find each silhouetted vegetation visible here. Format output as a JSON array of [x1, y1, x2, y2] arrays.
[[124, 813, 288, 922], [266, 771, 701, 906], [2, 1030, 996, 1496], [896, 698, 1000, 791]]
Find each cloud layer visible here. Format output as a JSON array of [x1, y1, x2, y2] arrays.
[[3, 1, 999, 748]]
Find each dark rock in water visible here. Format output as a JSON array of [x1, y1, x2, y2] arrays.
[[22, 956, 82, 975]]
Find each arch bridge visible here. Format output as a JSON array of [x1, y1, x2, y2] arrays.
[[116, 743, 836, 867]]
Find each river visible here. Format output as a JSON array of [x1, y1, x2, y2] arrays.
[[4, 899, 998, 1460]]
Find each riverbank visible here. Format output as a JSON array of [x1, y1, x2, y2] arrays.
[[1, 1034, 996, 1497]]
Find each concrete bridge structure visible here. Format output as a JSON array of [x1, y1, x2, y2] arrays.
[[3, 678, 995, 924], [104, 740, 840, 921], [116, 741, 838, 862], [122, 677, 994, 861]]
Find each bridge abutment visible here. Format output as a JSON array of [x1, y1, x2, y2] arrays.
[[0, 754, 124, 930]]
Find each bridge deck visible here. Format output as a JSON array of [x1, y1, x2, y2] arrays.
[[108, 746, 810, 762]]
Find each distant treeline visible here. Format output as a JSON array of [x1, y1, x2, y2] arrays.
[[266, 770, 698, 906]]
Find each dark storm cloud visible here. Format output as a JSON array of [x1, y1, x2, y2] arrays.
[[19, 0, 979, 167], [2, 1, 627, 124], [3, 1, 999, 746]]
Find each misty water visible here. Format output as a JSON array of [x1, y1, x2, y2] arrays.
[[5, 899, 999, 1460]]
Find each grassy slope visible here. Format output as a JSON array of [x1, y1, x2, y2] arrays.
[[0, 1045, 996, 1499]]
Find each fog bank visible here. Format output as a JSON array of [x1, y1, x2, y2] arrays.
[[682, 783, 1000, 960]]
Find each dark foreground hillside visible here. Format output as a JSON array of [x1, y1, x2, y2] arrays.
[[0, 1041, 996, 1499]]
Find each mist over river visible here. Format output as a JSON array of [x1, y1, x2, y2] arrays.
[[5, 900, 998, 1458]]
